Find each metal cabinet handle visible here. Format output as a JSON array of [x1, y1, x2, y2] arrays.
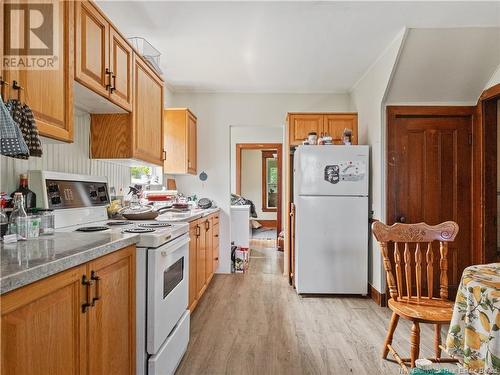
[[205, 220, 210, 230], [111, 74, 116, 93], [90, 271, 101, 306], [81, 275, 93, 313], [214, 234, 219, 238], [397, 216, 406, 223], [162, 150, 167, 161], [196, 225, 200, 237], [105, 68, 114, 91]]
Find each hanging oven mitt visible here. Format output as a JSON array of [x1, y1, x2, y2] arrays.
[[0, 94, 29, 158], [5, 99, 43, 157]]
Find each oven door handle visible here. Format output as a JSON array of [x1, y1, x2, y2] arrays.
[[156, 233, 190, 257]]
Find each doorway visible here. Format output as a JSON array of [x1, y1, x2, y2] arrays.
[[235, 143, 283, 247], [386, 106, 474, 295]]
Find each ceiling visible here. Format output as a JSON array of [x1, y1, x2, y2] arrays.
[[97, 1, 500, 94]]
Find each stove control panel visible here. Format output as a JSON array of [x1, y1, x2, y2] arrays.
[[46, 179, 110, 209]]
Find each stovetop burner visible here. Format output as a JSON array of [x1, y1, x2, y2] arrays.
[[124, 227, 156, 234], [107, 221, 130, 226], [76, 226, 109, 232], [138, 222, 172, 228]]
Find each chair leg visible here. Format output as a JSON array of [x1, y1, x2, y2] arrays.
[[434, 324, 441, 359], [382, 312, 400, 359], [410, 322, 420, 367]]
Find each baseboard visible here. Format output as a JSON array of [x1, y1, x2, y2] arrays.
[[368, 283, 387, 307], [255, 219, 277, 228]]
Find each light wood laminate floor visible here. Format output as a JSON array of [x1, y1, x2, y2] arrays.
[[176, 245, 456, 375]]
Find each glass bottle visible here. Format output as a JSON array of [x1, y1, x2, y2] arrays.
[[9, 192, 27, 238], [0, 193, 8, 238], [10, 174, 36, 210]]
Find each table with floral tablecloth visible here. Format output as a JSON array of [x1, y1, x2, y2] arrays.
[[446, 263, 500, 374]]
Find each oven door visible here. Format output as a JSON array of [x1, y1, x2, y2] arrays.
[[147, 233, 189, 354]]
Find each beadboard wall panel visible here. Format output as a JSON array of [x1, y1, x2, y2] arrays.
[[0, 112, 131, 195]]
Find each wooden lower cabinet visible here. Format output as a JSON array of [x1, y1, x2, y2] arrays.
[[0, 246, 135, 375], [87, 246, 135, 375], [188, 212, 220, 312]]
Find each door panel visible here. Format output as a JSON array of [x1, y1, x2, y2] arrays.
[[109, 26, 132, 111], [189, 223, 198, 310], [87, 247, 135, 375], [196, 222, 206, 297], [187, 113, 197, 174], [75, 1, 109, 97], [205, 218, 213, 281], [4, 0, 73, 142], [133, 56, 163, 165], [324, 114, 358, 145], [1, 265, 87, 375], [289, 114, 324, 146], [387, 107, 473, 295]]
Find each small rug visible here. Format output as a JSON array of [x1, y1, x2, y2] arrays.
[[252, 228, 277, 239]]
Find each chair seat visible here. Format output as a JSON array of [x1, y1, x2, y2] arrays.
[[388, 297, 454, 323]]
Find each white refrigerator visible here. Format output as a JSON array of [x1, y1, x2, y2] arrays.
[[294, 145, 369, 294]]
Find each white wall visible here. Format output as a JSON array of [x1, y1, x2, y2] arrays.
[[240, 149, 276, 221], [0, 112, 132, 195], [486, 65, 500, 90], [386, 28, 500, 105], [349, 29, 407, 293], [168, 92, 351, 273]]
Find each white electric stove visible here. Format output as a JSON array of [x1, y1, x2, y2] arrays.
[[28, 170, 190, 375]]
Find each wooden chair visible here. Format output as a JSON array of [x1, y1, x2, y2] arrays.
[[372, 221, 459, 373]]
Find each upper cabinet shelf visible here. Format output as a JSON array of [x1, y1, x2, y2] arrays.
[[287, 113, 358, 146], [75, 1, 133, 112], [164, 108, 198, 175], [1, 0, 74, 142]]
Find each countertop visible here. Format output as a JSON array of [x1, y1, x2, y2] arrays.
[[156, 207, 220, 223], [0, 232, 139, 295]]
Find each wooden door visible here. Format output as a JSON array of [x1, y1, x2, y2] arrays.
[[75, 1, 109, 98], [189, 222, 198, 310], [109, 26, 132, 111], [1, 265, 87, 375], [87, 246, 135, 375], [323, 114, 358, 144], [133, 56, 164, 165], [4, 0, 74, 142], [387, 106, 474, 295], [288, 114, 324, 146], [196, 221, 207, 297], [187, 111, 197, 174], [205, 218, 214, 282]]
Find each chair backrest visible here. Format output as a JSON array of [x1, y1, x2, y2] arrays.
[[372, 221, 459, 302]]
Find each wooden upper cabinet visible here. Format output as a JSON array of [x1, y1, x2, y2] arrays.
[[288, 114, 324, 145], [3, 0, 74, 142], [133, 56, 164, 165], [75, 1, 109, 98], [87, 247, 135, 375], [164, 108, 198, 175], [109, 26, 133, 112], [1, 265, 87, 375], [287, 113, 358, 146], [324, 114, 358, 145]]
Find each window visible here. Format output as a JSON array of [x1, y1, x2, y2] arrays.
[[262, 150, 278, 211], [131, 166, 163, 185]]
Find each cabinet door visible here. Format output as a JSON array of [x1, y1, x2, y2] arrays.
[[188, 222, 198, 311], [4, 0, 74, 142], [75, 1, 109, 98], [196, 221, 207, 297], [109, 26, 132, 111], [133, 56, 164, 165], [288, 114, 324, 146], [1, 265, 87, 375], [323, 114, 358, 145], [87, 246, 135, 375], [213, 222, 220, 271], [205, 218, 213, 282], [187, 112, 197, 174]]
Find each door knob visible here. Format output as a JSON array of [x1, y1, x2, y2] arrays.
[[397, 216, 406, 223]]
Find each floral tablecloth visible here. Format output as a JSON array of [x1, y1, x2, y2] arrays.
[[446, 263, 500, 373]]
